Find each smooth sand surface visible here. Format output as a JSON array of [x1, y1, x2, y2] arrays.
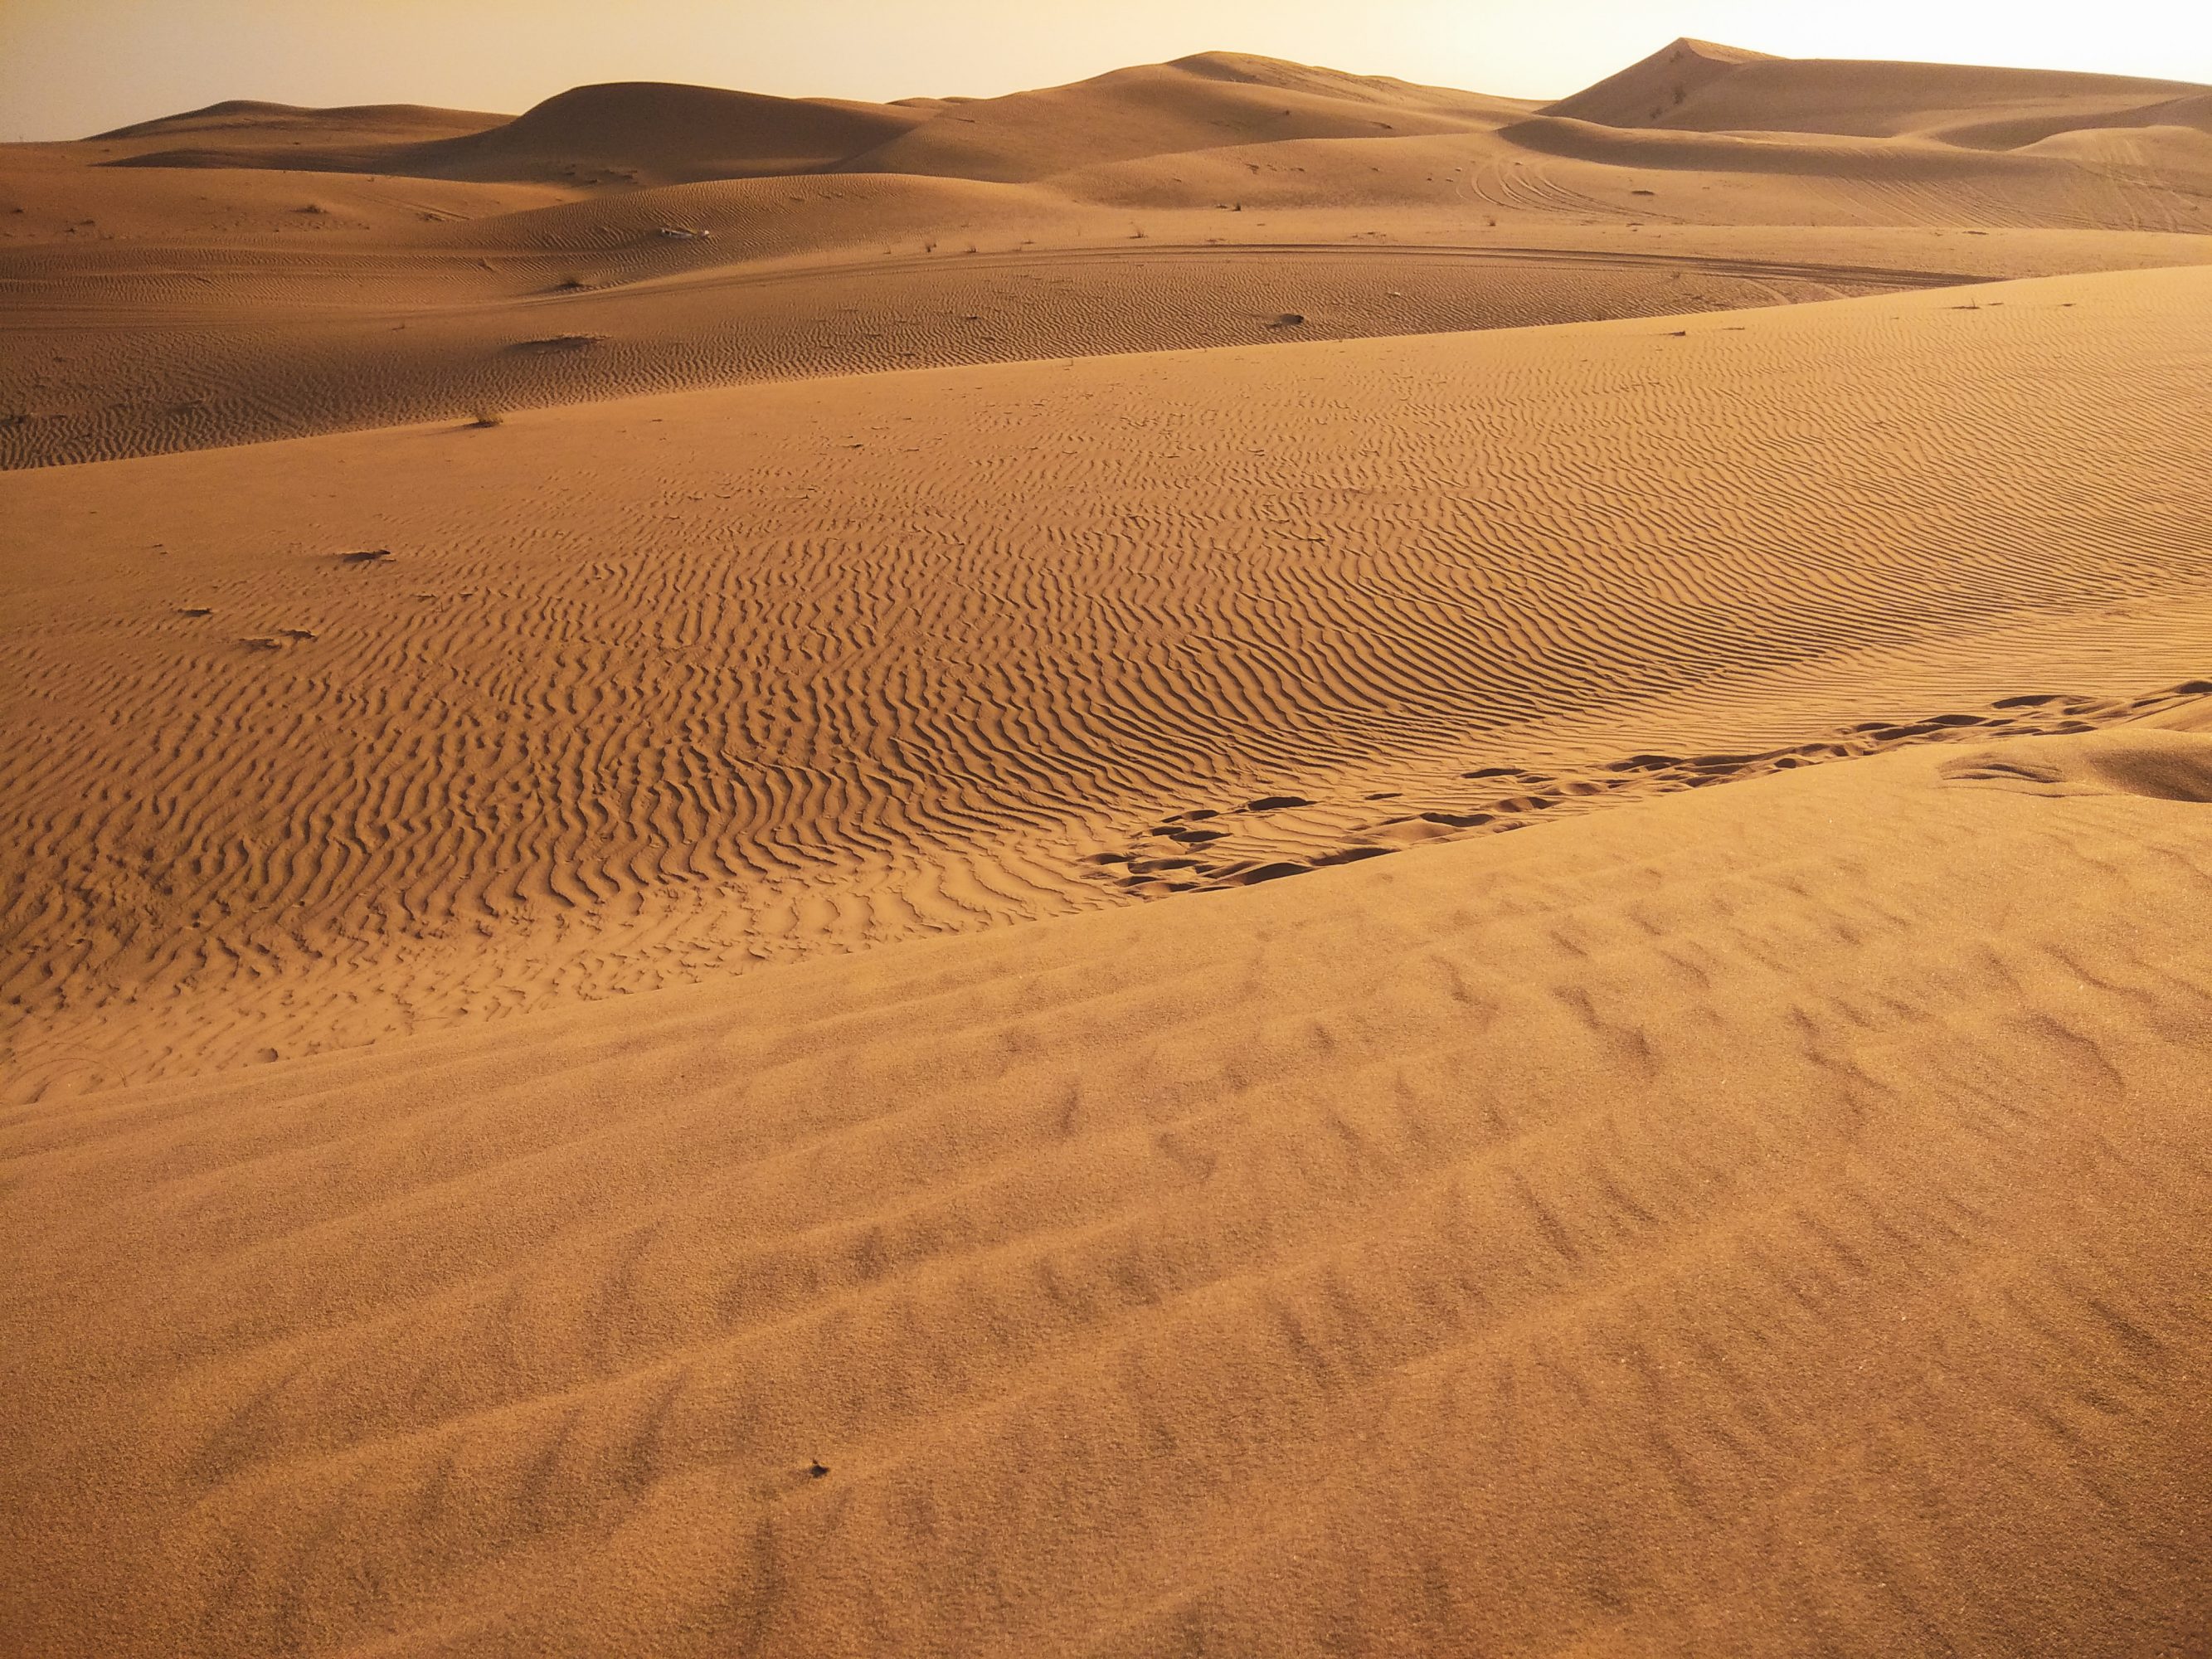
[[2, 40, 2210, 1658]]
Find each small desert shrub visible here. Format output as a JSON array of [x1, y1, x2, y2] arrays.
[[469, 407, 505, 429]]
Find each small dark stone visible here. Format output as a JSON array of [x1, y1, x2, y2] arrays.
[[808, 1461, 830, 1479]]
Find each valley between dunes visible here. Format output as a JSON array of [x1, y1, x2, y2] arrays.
[[2, 36, 2210, 1658]]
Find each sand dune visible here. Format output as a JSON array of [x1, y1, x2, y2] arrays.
[[7, 45, 2206, 468], [5, 261, 2208, 1095], [827, 57, 1523, 184], [1544, 36, 2205, 140], [4, 37, 2211, 1656], [79, 56, 1522, 190], [100, 85, 932, 188], [414, 84, 933, 187], [5, 226, 2049, 466], [7, 710, 2210, 1657], [93, 99, 513, 148]]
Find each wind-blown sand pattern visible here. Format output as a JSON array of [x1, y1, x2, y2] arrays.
[[5, 262, 2208, 1093], [2, 37, 2210, 1658], [7, 730, 2212, 1656]]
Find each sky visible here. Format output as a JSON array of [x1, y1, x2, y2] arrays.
[[4, 0, 2208, 140]]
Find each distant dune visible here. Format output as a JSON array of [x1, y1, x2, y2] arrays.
[[2, 36, 2210, 1659], [401, 83, 934, 185], [1542, 36, 2205, 137], [5, 41, 2208, 465]]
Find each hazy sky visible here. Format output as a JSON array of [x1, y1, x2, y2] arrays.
[[4, 0, 2208, 140]]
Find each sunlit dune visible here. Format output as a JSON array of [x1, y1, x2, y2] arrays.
[[7, 43, 2208, 465], [2, 36, 2209, 1658]]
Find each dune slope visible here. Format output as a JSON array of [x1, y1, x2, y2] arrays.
[[2, 263, 2209, 1097], [4, 713, 2210, 1656], [5, 41, 2212, 1657]]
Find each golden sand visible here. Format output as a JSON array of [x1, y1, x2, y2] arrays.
[[3, 40, 2209, 1656]]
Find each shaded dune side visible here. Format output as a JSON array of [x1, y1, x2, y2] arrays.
[[3, 734, 2209, 1656], [417, 83, 934, 185], [2, 265, 2208, 1095]]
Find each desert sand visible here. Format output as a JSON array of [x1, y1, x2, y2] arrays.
[[2, 38, 2210, 1657]]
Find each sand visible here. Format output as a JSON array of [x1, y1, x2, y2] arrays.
[[2, 38, 2210, 1658], [7, 49, 2210, 466]]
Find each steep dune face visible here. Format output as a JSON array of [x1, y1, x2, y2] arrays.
[[5, 722, 2210, 1657], [1490, 110, 2212, 234], [3, 264, 2208, 1097]]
